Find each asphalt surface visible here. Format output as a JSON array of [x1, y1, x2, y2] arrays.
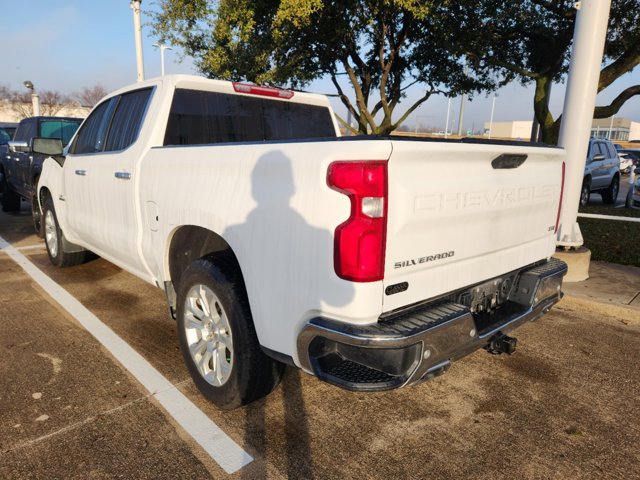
[[1, 200, 639, 479]]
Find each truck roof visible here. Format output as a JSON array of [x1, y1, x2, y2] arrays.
[[105, 74, 333, 110]]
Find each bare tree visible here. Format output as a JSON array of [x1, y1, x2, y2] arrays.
[[73, 85, 108, 107], [2, 88, 72, 118], [0, 84, 12, 101], [7, 91, 33, 118], [39, 90, 70, 116]]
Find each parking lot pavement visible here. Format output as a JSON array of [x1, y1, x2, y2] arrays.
[[2, 209, 640, 479]]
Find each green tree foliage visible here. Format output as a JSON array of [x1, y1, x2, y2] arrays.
[[151, 0, 498, 135], [460, 0, 640, 144]]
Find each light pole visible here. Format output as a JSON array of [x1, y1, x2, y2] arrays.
[[130, 0, 145, 82], [444, 97, 451, 138], [23, 80, 40, 116], [153, 44, 172, 77], [608, 115, 615, 140], [488, 93, 497, 139], [557, 0, 612, 250]]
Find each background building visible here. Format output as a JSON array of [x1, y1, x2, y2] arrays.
[[484, 117, 640, 141]]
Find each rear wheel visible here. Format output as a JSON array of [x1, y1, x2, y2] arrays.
[[601, 175, 619, 204], [43, 196, 86, 267], [579, 178, 591, 208], [176, 256, 283, 409]]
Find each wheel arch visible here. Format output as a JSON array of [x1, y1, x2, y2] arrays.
[[166, 225, 246, 291]]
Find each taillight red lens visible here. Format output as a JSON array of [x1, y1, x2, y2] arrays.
[[327, 161, 388, 282], [555, 161, 565, 233]]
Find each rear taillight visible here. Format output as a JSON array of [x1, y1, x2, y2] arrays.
[[555, 161, 565, 233], [327, 161, 388, 282], [232, 82, 295, 99]]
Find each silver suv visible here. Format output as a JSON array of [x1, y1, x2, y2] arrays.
[[581, 138, 620, 207]]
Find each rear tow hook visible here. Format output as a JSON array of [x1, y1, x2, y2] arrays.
[[485, 333, 518, 355]]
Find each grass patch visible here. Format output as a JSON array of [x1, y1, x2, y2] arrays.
[[577, 205, 640, 267]]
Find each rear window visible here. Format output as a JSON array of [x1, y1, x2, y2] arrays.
[[163, 88, 336, 146], [39, 119, 82, 146]]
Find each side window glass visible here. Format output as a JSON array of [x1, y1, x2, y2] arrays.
[[104, 88, 152, 152], [71, 99, 117, 154], [594, 143, 604, 158], [607, 144, 617, 159]]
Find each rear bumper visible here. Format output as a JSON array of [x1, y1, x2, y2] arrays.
[[297, 258, 567, 392]]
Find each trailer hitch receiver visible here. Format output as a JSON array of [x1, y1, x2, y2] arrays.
[[485, 333, 517, 355]]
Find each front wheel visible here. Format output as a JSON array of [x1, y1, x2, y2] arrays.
[[176, 256, 283, 409], [601, 175, 619, 204], [31, 195, 43, 238], [43, 196, 86, 267]]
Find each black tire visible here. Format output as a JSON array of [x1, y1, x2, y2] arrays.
[[0, 171, 21, 212], [42, 196, 86, 267], [601, 175, 619, 204], [176, 256, 283, 409], [579, 178, 591, 208], [31, 179, 43, 237]]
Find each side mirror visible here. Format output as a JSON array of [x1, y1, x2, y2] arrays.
[[32, 137, 63, 156], [8, 140, 30, 153], [592, 153, 605, 161]]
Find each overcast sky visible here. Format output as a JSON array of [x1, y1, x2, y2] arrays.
[[2, 1, 638, 132]]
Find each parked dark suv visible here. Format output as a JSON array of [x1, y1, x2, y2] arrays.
[[0, 116, 82, 233], [580, 138, 620, 207]]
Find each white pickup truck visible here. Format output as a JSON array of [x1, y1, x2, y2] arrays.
[[36, 75, 567, 409]]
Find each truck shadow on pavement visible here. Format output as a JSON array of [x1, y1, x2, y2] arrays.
[[242, 368, 315, 480], [225, 151, 355, 479]]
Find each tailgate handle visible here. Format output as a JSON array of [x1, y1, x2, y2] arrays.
[[492, 154, 527, 169]]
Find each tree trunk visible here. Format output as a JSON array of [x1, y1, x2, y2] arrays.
[[533, 76, 559, 145]]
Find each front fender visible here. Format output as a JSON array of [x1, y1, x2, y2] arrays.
[[38, 156, 68, 232]]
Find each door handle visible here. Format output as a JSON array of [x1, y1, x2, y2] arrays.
[[114, 171, 131, 180], [75, 169, 86, 176]]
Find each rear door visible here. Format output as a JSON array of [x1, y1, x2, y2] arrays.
[[591, 141, 610, 188], [64, 88, 153, 276], [382, 141, 565, 312]]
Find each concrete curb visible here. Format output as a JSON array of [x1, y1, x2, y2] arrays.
[[558, 295, 640, 326]]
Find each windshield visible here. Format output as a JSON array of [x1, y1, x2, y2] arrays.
[[39, 119, 82, 146]]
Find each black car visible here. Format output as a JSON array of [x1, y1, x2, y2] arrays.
[[0, 116, 83, 233]]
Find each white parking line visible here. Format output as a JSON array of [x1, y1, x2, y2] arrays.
[[577, 213, 640, 223], [16, 244, 46, 251], [0, 235, 253, 474]]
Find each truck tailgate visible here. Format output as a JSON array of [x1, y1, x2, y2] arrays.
[[383, 140, 565, 312]]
